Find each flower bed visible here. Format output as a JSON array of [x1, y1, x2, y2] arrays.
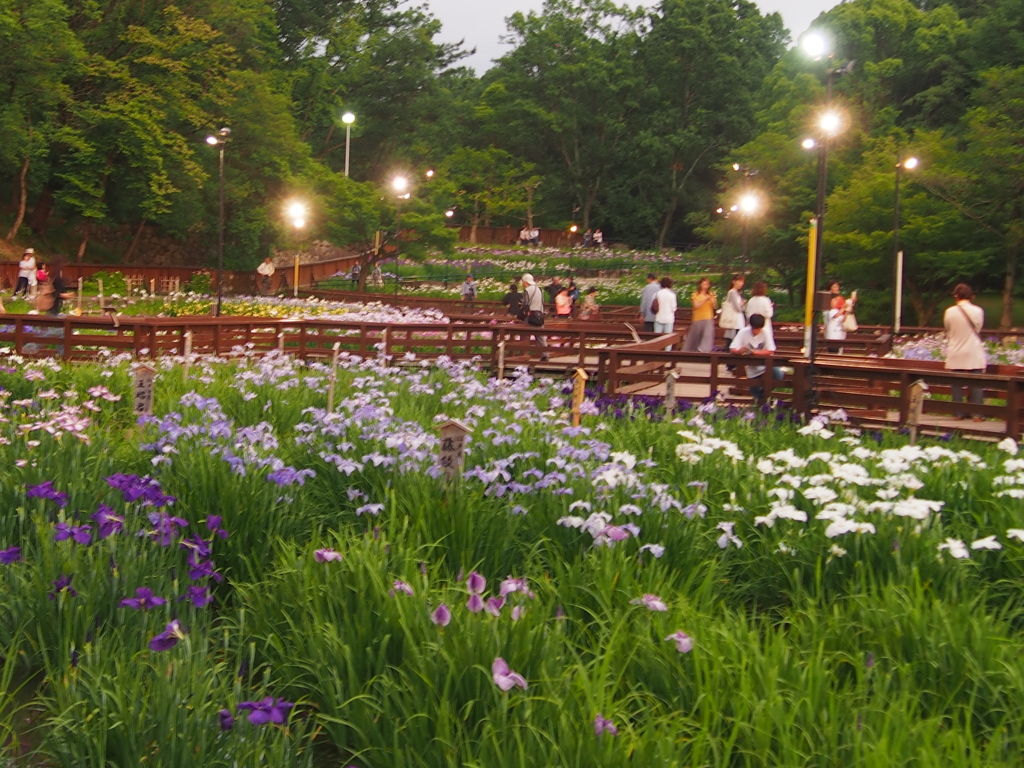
[[1, 351, 1024, 764]]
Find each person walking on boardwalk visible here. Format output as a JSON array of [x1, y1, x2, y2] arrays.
[[720, 274, 746, 347], [521, 273, 548, 359], [745, 281, 774, 341], [14, 249, 35, 298], [501, 281, 523, 318], [944, 282, 987, 421], [653, 277, 678, 334], [683, 277, 717, 352], [639, 273, 659, 332]]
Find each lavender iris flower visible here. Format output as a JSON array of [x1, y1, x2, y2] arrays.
[[27, 481, 69, 508], [0, 547, 21, 565], [120, 587, 168, 610], [664, 631, 694, 653], [594, 714, 618, 736], [149, 619, 186, 651], [466, 594, 485, 613], [390, 580, 414, 596], [92, 505, 124, 540], [512, 605, 525, 621], [466, 571, 486, 594], [314, 548, 343, 562], [491, 658, 527, 691], [187, 553, 223, 582], [145, 512, 189, 546], [48, 574, 76, 599], [631, 594, 668, 612], [431, 603, 452, 626], [236, 697, 294, 725], [219, 709, 234, 731]]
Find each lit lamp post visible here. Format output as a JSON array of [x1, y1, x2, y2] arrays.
[[893, 156, 918, 333], [342, 112, 355, 178], [738, 193, 761, 261], [801, 109, 844, 367], [392, 176, 410, 296], [205, 127, 231, 316], [286, 201, 307, 298]]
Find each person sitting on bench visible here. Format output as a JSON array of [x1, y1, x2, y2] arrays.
[[729, 313, 783, 402]]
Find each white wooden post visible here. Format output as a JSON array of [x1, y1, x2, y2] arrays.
[[665, 370, 678, 415], [327, 341, 341, 412], [571, 368, 589, 427], [907, 379, 928, 445]]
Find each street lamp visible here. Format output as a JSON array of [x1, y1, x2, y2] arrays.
[[342, 112, 355, 178], [392, 177, 409, 296], [286, 201, 307, 298], [738, 193, 761, 261], [801, 31, 828, 59], [893, 155, 919, 333], [206, 127, 231, 316]]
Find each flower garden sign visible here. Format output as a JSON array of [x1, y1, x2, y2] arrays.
[[132, 363, 158, 416], [437, 419, 471, 480], [907, 379, 928, 444]]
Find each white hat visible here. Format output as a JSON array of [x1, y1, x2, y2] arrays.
[[24, 248, 33, 254], [522, 273, 535, 286]]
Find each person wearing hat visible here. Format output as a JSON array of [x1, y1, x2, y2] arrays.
[[521, 273, 549, 359], [14, 249, 36, 298]]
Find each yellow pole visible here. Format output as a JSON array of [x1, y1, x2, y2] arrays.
[[293, 253, 299, 298], [803, 218, 818, 358]]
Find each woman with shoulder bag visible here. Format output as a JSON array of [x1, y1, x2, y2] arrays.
[[720, 274, 746, 343]]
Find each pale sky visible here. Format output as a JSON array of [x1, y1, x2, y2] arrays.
[[427, 0, 839, 73]]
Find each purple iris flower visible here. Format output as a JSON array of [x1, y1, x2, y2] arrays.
[[466, 594, 484, 613], [187, 553, 223, 582], [219, 709, 234, 731], [27, 481, 69, 508], [664, 631, 694, 653], [54, 522, 93, 546], [106, 473, 176, 507], [267, 467, 316, 487], [499, 577, 534, 599], [0, 547, 21, 565], [48, 574, 76, 599], [120, 587, 167, 610], [485, 596, 505, 617], [149, 619, 186, 651], [431, 603, 452, 626], [512, 605, 525, 621], [92, 505, 124, 540], [466, 571, 486, 595], [145, 512, 189, 547], [180, 585, 213, 608], [390, 580, 414, 596], [236, 697, 294, 725], [491, 658, 527, 691], [314, 548, 343, 562], [206, 516, 229, 540], [594, 714, 618, 736], [180, 535, 212, 559]]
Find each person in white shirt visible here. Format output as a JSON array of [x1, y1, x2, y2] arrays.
[[256, 257, 275, 294], [593, 229, 604, 247], [745, 281, 774, 341], [530, 227, 540, 245], [653, 277, 678, 334], [460, 275, 477, 301], [729, 313, 783, 401], [943, 282, 987, 420], [823, 295, 846, 352], [14, 249, 35, 298], [519, 227, 530, 246]]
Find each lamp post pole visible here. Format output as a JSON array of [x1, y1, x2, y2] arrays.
[[206, 127, 231, 317], [342, 112, 355, 178], [892, 155, 918, 333]]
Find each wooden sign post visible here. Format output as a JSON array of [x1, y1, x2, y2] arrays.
[[380, 327, 389, 358], [327, 342, 341, 413], [437, 419, 471, 481], [98, 279, 104, 311], [132, 363, 157, 416], [571, 368, 589, 427], [496, 340, 506, 381], [665, 370, 678, 415], [76, 277, 84, 315], [277, 332, 285, 353], [907, 379, 928, 444], [149, 278, 156, 295], [183, 331, 193, 378]]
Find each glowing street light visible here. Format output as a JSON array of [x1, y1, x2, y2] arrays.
[[285, 201, 307, 297], [391, 177, 410, 295], [802, 31, 828, 59], [739, 194, 760, 215], [426, 169, 435, 179], [445, 209, 455, 218], [392, 176, 409, 193], [893, 155, 920, 332], [819, 111, 842, 135], [737, 193, 763, 260], [802, 137, 817, 150], [206, 126, 231, 316], [342, 112, 355, 177]]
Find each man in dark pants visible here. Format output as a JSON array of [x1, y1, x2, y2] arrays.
[[639, 273, 659, 332]]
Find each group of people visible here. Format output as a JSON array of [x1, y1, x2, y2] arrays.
[[13, 249, 72, 315], [581, 229, 604, 248], [498, 275, 599, 321], [518, 227, 541, 247]]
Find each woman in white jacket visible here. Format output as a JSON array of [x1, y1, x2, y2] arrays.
[[653, 277, 678, 333], [720, 274, 746, 346], [745, 281, 774, 340]]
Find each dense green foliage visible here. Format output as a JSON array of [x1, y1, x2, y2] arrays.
[[2, 0, 1023, 321]]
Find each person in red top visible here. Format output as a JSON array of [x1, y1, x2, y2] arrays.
[[554, 287, 573, 319]]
